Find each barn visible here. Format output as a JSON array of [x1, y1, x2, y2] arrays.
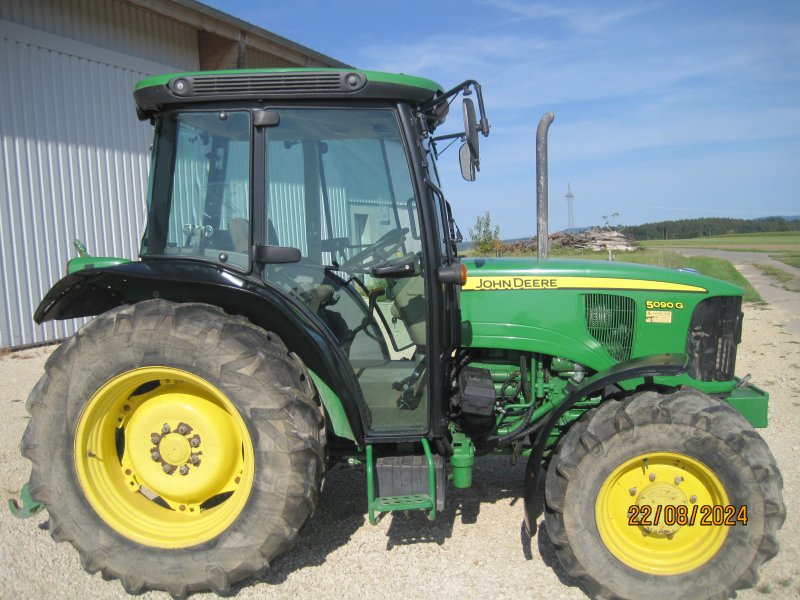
[[0, 0, 346, 348]]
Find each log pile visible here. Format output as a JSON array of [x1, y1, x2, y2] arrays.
[[501, 229, 637, 254]]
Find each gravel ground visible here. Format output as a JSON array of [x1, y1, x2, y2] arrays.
[[1, 268, 798, 599]]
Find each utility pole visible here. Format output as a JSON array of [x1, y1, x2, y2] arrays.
[[565, 184, 575, 230]]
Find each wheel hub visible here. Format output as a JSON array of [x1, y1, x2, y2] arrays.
[[636, 482, 687, 537], [150, 423, 202, 475]]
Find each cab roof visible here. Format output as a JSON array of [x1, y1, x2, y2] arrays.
[[134, 68, 444, 116]]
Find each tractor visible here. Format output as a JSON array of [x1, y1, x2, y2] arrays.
[[19, 68, 784, 599]]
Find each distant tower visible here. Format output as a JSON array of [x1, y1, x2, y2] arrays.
[[565, 184, 575, 230]]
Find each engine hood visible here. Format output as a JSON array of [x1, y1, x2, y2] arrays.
[[460, 257, 743, 297]]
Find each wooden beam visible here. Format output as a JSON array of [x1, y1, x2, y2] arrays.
[[121, 0, 349, 67], [197, 30, 238, 70]]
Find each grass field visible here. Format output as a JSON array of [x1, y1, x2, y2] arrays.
[[534, 247, 764, 303], [638, 231, 800, 252], [771, 253, 800, 269]]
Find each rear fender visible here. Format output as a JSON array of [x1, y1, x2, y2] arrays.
[[35, 260, 365, 444]]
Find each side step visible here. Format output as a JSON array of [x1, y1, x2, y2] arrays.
[[366, 439, 445, 524]]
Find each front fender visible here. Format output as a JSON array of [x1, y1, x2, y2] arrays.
[[35, 260, 365, 444], [522, 352, 688, 535]]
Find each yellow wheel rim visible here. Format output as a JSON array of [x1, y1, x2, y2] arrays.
[[595, 452, 729, 575], [74, 367, 255, 548]]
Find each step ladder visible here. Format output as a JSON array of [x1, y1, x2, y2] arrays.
[[366, 439, 444, 524]]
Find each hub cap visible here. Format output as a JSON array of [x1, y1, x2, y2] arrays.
[[74, 367, 255, 548], [595, 452, 729, 575]]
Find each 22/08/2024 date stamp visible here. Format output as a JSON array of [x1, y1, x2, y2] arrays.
[[628, 504, 748, 527]]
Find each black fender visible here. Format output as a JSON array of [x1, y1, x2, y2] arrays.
[[523, 352, 688, 535], [35, 259, 366, 444]]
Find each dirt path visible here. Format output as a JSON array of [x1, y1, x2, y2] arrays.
[[1, 255, 799, 599]]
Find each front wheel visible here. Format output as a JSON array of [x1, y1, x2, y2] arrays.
[[544, 390, 784, 600], [22, 300, 324, 597]]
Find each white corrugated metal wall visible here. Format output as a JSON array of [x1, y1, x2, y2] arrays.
[[0, 0, 196, 348]]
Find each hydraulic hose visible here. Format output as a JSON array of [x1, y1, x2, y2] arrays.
[[481, 355, 537, 449]]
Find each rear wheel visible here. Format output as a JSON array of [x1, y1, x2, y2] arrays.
[[544, 390, 784, 600], [22, 300, 324, 597]]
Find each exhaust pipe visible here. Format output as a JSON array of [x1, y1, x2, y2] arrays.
[[536, 112, 555, 260]]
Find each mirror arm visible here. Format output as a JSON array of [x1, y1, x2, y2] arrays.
[[430, 132, 465, 143], [421, 79, 490, 137]]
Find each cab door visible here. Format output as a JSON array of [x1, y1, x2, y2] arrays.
[[260, 106, 432, 437]]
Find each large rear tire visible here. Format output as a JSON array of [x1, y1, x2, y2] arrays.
[[544, 390, 784, 600], [22, 300, 324, 597]]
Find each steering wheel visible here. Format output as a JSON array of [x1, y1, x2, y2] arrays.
[[342, 228, 409, 270]]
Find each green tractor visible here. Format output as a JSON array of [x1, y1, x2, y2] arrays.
[[21, 68, 783, 599]]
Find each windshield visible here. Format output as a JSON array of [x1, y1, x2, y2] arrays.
[[142, 110, 251, 270]]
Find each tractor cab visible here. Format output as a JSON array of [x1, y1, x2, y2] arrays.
[[135, 70, 488, 439]]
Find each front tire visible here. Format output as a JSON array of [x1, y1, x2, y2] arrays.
[[22, 300, 324, 597], [544, 390, 784, 600]]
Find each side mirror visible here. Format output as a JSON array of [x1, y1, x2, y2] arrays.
[[460, 98, 479, 181], [459, 143, 476, 181], [463, 98, 479, 160]]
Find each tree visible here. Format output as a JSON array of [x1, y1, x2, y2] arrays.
[[469, 211, 501, 256]]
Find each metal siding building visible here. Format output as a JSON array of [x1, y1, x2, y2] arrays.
[[0, 0, 346, 348]]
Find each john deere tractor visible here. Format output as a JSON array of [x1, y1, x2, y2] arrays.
[[21, 69, 784, 599]]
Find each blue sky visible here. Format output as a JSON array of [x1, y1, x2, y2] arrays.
[[204, 0, 799, 238]]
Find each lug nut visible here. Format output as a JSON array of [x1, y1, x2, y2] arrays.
[[151, 433, 161, 444], [179, 465, 189, 476], [150, 448, 161, 461], [189, 435, 201, 448], [162, 423, 171, 434], [177, 422, 191, 435], [649, 473, 657, 482], [162, 464, 174, 475], [674, 476, 684, 485], [188, 454, 201, 466], [629, 487, 637, 496], [689, 495, 697, 504]]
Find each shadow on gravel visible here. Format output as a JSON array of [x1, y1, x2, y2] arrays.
[[536, 522, 582, 590], [232, 455, 581, 595], [247, 465, 369, 588]]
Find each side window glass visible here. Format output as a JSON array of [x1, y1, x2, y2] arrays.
[[145, 111, 251, 270]]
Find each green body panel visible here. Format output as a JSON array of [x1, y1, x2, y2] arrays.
[[135, 67, 442, 96], [460, 257, 742, 394], [67, 256, 130, 274], [726, 380, 769, 428], [308, 371, 356, 443]]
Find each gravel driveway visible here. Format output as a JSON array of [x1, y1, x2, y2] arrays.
[[1, 265, 798, 599]]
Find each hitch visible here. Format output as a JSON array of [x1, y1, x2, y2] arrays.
[[8, 483, 45, 519]]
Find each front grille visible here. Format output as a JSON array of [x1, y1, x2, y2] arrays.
[[686, 296, 743, 381], [170, 71, 366, 98], [584, 294, 636, 361]]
